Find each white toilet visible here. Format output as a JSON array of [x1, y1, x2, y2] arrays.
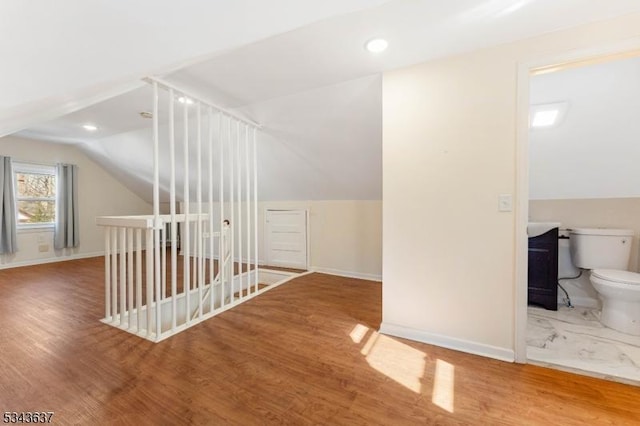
[[570, 228, 640, 336]]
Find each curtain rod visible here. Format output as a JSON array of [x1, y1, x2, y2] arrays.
[[9, 159, 58, 167], [9, 159, 78, 169]]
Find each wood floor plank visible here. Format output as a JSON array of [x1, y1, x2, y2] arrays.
[[1, 257, 639, 425]]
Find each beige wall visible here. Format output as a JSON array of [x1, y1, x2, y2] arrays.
[[530, 198, 640, 272], [382, 13, 640, 359], [309, 200, 382, 280], [0, 136, 152, 268]]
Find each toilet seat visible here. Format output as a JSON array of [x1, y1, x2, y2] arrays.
[[592, 269, 640, 286]]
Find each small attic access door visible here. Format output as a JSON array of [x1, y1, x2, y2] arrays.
[[264, 209, 308, 270]]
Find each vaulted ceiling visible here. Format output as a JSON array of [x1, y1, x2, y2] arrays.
[[4, 0, 640, 202]]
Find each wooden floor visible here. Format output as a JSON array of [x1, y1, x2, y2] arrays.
[[1, 258, 640, 425]]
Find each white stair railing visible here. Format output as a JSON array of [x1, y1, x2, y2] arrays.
[[98, 215, 238, 341], [96, 77, 261, 342]]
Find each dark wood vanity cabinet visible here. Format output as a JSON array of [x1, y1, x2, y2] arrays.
[[528, 228, 558, 311]]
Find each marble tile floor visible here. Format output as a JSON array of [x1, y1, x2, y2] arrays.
[[527, 305, 640, 385]]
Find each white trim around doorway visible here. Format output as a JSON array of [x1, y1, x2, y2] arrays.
[[514, 36, 640, 363]]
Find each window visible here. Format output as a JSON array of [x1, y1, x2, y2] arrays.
[[13, 163, 57, 229]]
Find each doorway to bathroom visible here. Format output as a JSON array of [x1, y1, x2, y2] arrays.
[[516, 44, 640, 385]]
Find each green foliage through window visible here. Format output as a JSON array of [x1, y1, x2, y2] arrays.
[[15, 172, 56, 225]]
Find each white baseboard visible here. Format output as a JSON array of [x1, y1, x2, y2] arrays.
[[379, 322, 515, 363], [0, 251, 104, 270], [310, 266, 381, 282]]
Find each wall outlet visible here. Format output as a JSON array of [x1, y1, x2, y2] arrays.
[[498, 194, 513, 212], [38, 244, 50, 253]]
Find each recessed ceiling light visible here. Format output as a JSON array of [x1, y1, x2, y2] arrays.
[[178, 96, 194, 105], [531, 110, 559, 127], [530, 102, 569, 129], [365, 38, 388, 53], [82, 124, 98, 131]]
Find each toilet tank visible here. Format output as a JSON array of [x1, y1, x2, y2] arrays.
[[569, 228, 634, 270]]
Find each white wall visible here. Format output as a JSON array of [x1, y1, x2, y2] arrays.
[[381, 13, 640, 361], [0, 136, 152, 268], [529, 56, 640, 200], [183, 199, 382, 280]]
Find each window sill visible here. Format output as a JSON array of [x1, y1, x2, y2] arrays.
[[17, 225, 55, 234]]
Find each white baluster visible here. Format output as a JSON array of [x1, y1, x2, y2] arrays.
[[253, 128, 259, 293], [136, 228, 142, 332], [209, 108, 215, 313], [153, 82, 162, 340], [105, 227, 111, 321], [146, 228, 153, 338], [245, 124, 251, 295], [111, 228, 117, 320], [236, 120, 242, 299], [229, 118, 235, 303], [183, 96, 191, 325], [119, 227, 126, 327], [127, 228, 133, 329], [169, 88, 177, 332], [197, 101, 203, 319]]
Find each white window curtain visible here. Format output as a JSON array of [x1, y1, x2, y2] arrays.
[[54, 163, 79, 249], [0, 156, 18, 254]]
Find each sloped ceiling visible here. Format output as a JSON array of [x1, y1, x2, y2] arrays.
[[6, 0, 640, 202], [0, 0, 389, 136], [51, 75, 383, 202]]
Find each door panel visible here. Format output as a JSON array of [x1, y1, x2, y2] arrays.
[[266, 210, 307, 269]]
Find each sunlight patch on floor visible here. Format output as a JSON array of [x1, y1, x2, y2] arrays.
[[353, 324, 426, 393], [360, 329, 379, 356], [349, 323, 369, 344], [432, 359, 455, 413]]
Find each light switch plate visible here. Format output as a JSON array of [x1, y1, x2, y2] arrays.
[[498, 194, 513, 212]]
